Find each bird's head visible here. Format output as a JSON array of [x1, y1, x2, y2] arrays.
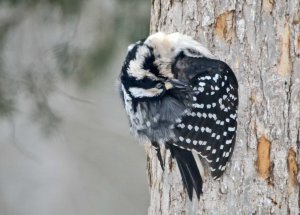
[[120, 32, 215, 100]]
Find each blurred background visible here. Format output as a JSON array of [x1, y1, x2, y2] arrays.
[[0, 0, 150, 214]]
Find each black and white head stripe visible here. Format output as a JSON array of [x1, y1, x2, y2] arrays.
[[120, 42, 164, 99]]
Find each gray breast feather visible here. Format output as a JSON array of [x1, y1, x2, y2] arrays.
[[132, 95, 187, 143]]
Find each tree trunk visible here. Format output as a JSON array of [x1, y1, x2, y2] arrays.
[[146, 0, 300, 214]]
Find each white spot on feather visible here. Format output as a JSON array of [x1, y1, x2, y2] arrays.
[[206, 127, 212, 133], [228, 127, 235, 132]]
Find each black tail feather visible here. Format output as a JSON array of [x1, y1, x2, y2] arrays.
[[175, 155, 194, 200], [168, 143, 203, 200], [151, 142, 164, 170]]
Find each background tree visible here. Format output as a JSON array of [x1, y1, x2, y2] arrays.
[[146, 0, 300, 214]]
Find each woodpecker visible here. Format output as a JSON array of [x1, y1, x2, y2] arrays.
[[119, 32, 238, 200]]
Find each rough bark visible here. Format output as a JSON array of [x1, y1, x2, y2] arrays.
[[146, 0, 300, 214]]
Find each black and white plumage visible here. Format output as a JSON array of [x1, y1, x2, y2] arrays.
[[119, 32, 238, 200]]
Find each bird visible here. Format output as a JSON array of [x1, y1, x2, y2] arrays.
[[118, 32, 238, 200]]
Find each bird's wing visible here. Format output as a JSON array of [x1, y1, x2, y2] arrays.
[[171, 55, 238, 179]]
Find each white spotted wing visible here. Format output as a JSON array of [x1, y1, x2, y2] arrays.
[[172, 56, 238, 178]]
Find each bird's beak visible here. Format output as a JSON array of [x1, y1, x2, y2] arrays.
[[165, 79, 187, 89]]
